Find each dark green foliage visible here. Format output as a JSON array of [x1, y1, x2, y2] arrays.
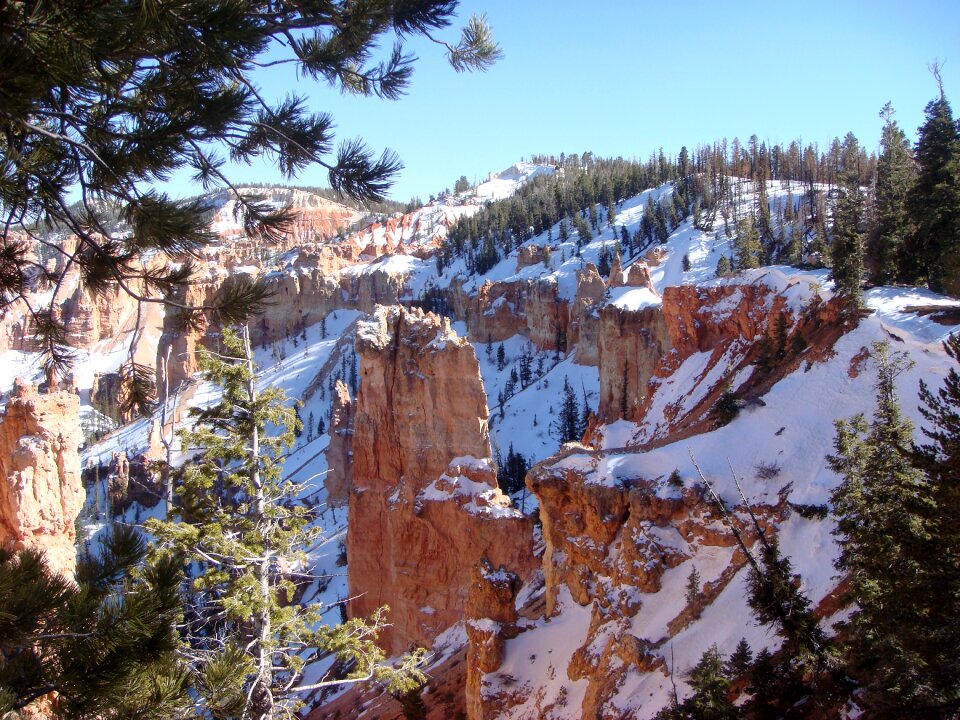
[[827, 340, 952, 713], [498, 444, 530, 495], [685, 566, 701, 604], [148, 327, 424, 717], [709, 387, 740, 427], [868, 103, 916, 285], [552, 376, 586, 444], [746, 539, 826, 664], [912, 333, 960, 710], [657, 645, 736, 720], [830, 134, 866, 309], [745, 648, 796, 720], [397, 687, 429, 720], [789, 502, 829, 520], [598, 243, 611, 277], [715, 255, 732, 277], [906, 72, 960, 296], [725, 638, 753, 678], [742, 536, 834, 718], [0, 526, 187, 718], [734, 216, 762, 270]]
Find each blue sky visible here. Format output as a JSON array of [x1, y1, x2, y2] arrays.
[[163, 0, 960, 203]]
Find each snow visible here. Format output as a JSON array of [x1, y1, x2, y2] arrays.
[[488, 586, 592, 716], [608, 286, 662, 311], [472, 162, 556, 202]]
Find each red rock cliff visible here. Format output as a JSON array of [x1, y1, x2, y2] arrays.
[[345, 305, 536, 655], [0, 380, 84, 578]]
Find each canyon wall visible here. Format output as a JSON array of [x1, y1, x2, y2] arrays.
[[0, 380, 84, 578], [345, 305, 536, 655]]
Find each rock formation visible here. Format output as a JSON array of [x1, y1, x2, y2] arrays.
[[569, 263, 607, 364], [345, 305, 535, 655], [465, 447, 788, 719], [324, 380, 353, 508], [596, 303, 670, 422], [465, 562, 524, 720], [0, 380, 84, 578]]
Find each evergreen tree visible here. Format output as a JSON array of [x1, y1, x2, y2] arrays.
[[0, 527, 187, 718], [733, 217, 762, 270], [685, 565, 701, 604], [641, 196, 657, 246], [498, 443, 530, 496], [828, 341, 937, 712], [553, 377, 584, 444], [869, 103, 916, 285], [148, 327, 423, 718], [657, 645, 735, 720], [830, 134, 866, 309], [910, 332, 960, 711], [726, 638, 753, 678], [906, 68, 960, 296], [598, 243, 611, 277], [715, 255, 732, 277]]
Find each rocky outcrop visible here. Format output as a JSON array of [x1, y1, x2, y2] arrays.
[[0, 380, 84, 578], [569, 263, 606, 365], [447, 277, 569, 352], [325, 380, 353, 508], [345, 306, 535, 655], [516, 244, 548, 271], [466, 448, 788, 719], [596, 304, 670, 422], [593, 277, 849, 437], [465, 562, 523, 720]]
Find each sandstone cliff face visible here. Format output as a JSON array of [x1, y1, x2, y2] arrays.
[[345, 305, 535, 655], [593, 277, 849, 438], [465, 562, 523, 720], [0, 380, 84, 578], [445, 277, 569, 352], [324, 380, 353, 508], [596, 304, 670, 423], [569, 263, 607, 365]]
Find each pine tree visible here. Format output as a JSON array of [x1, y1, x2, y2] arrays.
[[553, 377, 584, 444], [685, 645, 736, 720], [733, 217, 762, 270], [657, 645, 735, 720], [147, 327, 424, 718], [715, 255, 732, 277], [0, 527, 187, 718], [726, 638, 753, 678], [828, 341, 936, 711], [910, 332, 960, 711], [1, 1, 501, 383], [685, 566, 701, 604], [869, 103, 915, 285], [830, 134, 866, 309], [906, 67, 960, 296]]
